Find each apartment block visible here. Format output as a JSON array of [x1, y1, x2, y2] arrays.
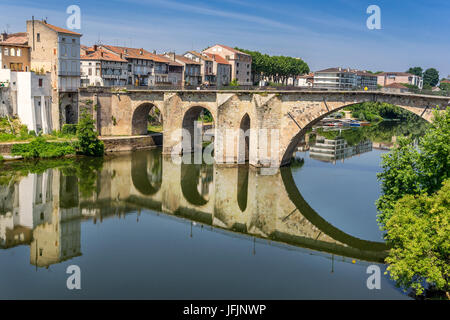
[[0, 32, 31, 72], [314, 67, 378, 90], [204, 53, 231, 87], [164, 53, 201, 86], [184, 51, 216, 85]]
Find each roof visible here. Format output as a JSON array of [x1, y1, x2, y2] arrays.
[[171, 54, 201, 65], [41, 21, 82, 36], [441, 79, 450, 84], [81, 48, 128, 62], [102, 45, 168, 63], [208, 44, 250, 56], [377, 72, 414, 77], [204, 53, 230, 65], [384, 83, 408, 89], [315, 67, 354, 73], [0, 32, 28, 46], [157, 55, 183, 66], [186, 51, 213, 61]]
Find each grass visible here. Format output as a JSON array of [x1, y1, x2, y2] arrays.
[[148, 125, 163, 133]]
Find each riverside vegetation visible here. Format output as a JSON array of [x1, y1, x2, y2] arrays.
[[376, 107, 449, 299]]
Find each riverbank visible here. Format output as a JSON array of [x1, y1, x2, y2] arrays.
[[0, 133, 162, 160]]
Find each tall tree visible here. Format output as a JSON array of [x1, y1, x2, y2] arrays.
[[406, 67, 423, 77], [423, 68, 440, 87]]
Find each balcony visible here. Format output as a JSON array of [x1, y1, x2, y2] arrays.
[[58, 71, 80, 76]]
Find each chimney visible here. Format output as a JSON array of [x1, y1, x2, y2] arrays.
[[101, 51, 104, 57], [139, 48, 143, 55], [153, 50, 156, 54], [93, 44, 98, 51]]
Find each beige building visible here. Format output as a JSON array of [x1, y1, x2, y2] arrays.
[[183, 51, 216, 85], [377, 72, 423, 89], [0, 32, 31, 72], [203, 44, 252, 85], [164, 53, 201, 86], [26, 19, 82, 129], [204, 53, 231, 87]]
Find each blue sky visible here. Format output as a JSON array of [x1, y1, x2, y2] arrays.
[[1, 0, 449, 77]]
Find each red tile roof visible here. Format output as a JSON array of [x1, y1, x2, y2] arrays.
[[81, 48, 128, 62], [211, 44, 250, 56], [102, 45, 168, 63], [204, 53, 230, 65], [377, 72, 414, 77], [441, 79, 450, 84], [42, 21, 82, 36], [384, 82, 408, 89], [170, 54, 201, 65], [157, 54, 183, 66], [0, 32, 28, 46], [186, 51, 213, 61]]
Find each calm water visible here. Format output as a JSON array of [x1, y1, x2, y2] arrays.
[[0, 123, 423, 299]]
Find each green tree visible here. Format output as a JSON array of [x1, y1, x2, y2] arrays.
[[423, 68, 440, 87], [384, 179, 450, 297], [376, 108, 450, 298], [76, 111, 104, 156], [406, 67, 423, 77]]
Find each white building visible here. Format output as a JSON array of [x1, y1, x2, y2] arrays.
[[314, 67, 377, 90], [0, 69, 52, 133]]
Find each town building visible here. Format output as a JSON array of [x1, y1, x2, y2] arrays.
[[0, 68, 52, 133], [159, 54, 184, 86], [164, 53, 201, 86], [184, 51, 216, 85], [80, 46, 128, 87], [314, 67, 377, 90], [292, 73, 314, 87], [377, 72, 423, 89], [204, 53, 231, 88], [26, 19, 82, 129], [203, 45, 252, 85], [0, 32, 31, 72], [101, 45, 170, 87]]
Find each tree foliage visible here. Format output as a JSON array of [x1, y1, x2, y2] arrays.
[[423, 68, 440, 87], [235, 48, 310, 85], [76, 111, 104, 157], [406, 67, 423, 77], [385, 179, 449, 296], [376, 108, 450, 297]]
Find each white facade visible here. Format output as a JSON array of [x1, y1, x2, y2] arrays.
[[57, 34, 81, 92], [0, 69, 52, 133]]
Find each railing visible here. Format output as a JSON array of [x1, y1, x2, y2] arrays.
[[58, 71, 80, 76]]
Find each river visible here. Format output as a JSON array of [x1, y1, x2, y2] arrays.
[[0, 121, 427, 299]]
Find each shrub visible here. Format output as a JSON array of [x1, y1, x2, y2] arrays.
[[62, 124, 78, 135], [11, 136, 75, 159], [76, 112, 104, 156]]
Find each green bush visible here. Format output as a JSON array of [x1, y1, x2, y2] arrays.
[[76, 112, 104, 156], [62, 124, 78, 135], [11, 136, 76, 159]]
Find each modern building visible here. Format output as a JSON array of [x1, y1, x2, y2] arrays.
[[203, 45, 252, 85], [204, 53, 231, 87], [0, 68, 52, 133], [377, 72, 423, 89], [26, 19, 82, 129], [0, 32, 31, 72], [184, 51, 216, 85], [314, 67, 377, 90], [164, 53, 201, 86], [80, 46, 128, 87]]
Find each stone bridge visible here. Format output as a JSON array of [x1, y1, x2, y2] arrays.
[[79, 88, 449, 167]]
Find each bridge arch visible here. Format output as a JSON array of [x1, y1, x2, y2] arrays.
[[181, 105, 215, 154], [131, 102, 163, 136], [238, 113, 251, 163], [280, 99, 436, 166]]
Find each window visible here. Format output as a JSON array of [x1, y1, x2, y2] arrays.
[[38, 79, 43, 87], [10, 48, 15, 56], [237, 62, 239, 67], [62, 37, 66, 42], [17, 49, 21, 56], [72, 39, 76, 43], [88, 68, 92, 76], [3, 48, 8, 56], [37, 33, 40, 42]]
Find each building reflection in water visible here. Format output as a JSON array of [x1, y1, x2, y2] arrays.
[[0, 148, 388, 269]]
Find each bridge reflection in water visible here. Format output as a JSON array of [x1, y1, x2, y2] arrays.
[[0, 149, 387, 268]]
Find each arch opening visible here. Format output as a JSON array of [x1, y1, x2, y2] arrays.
[[181, 163, 214, 206], [181, 106, 215, 154], [64, 105, 76, 124], [238, 113, 250, 163], [131, 149, 163, 196], [131, 103, 163, 136]]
